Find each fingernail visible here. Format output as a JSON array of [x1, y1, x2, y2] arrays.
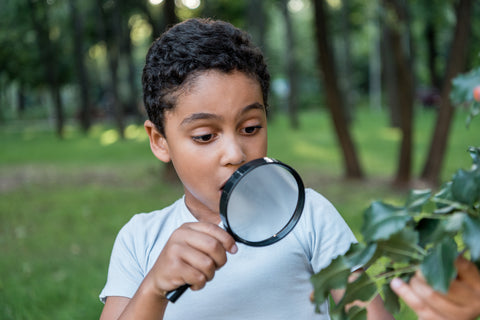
[[230, 244, 238, 254], [390, 278, 403, 290]]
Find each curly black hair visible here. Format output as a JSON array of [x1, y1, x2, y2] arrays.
[[142, 18, 270, 136]]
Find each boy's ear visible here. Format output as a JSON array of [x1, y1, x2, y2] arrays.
[[144, 120, 171, 163]]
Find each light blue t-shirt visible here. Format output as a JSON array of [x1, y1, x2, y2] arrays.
[[100, 188, 356, 319]]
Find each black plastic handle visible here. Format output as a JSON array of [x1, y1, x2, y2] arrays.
[[165, 284, 190, 303]]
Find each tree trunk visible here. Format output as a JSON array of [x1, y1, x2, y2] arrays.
[[120, 1, 141, 120], [50, 86, 65, 138], [162, 0, 179, 183], [17, 83, 26, 118], [382, 0, 415, 187], [420, 0, 472, 186], [247, 0, 267, 51], [340, 0, 354, 119], [425, 19, 441, 90], [27, 0, 64, 138], [312, 0, 363, 179], [382, 24, 401, 128], [69, 0, 92, 133], [123, 28, 141, 119], [163, 0, 178, 28], [280, 0, 299, 129], [97, 0, 125, 138]]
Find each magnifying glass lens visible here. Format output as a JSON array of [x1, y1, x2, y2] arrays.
[[226, 163, 300, 242]]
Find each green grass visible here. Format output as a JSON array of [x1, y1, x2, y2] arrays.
[[1, 108, 478, 319]]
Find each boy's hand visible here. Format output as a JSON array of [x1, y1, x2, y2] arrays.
[[390, 256, 480, 320], [145, 222, 238, 299]]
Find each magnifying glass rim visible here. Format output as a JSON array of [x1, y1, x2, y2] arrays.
[[219, 157, 305, 247]]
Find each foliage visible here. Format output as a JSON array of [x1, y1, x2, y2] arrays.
[[450, 66, 480, 126], [311, 66, 480, 319], [311, 147, 480, 318]]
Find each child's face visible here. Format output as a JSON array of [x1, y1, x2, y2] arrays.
[[150, 70, 268, 221]]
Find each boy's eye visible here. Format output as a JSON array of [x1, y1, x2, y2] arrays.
[[192, 134, 214, 143], [242, 125, 262, 135]]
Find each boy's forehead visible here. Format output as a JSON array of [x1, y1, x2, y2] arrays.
[[171, 70, 264, 106]]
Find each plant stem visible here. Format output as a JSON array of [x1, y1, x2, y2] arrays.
[[381, 245, 426, 260], [374, 264, 419, 281]]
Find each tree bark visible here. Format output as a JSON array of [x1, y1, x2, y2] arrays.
[[425, 20, 441, 90], [97, 0, 125, 138], [17, 84, 26, 118], [381, 24, 401, 128], [27, 0, 64, 138], [280, 0, 300, 129], [382, 0, 415, 187], [420, 0, 472, 186], [312, 0, 363, 179], [340, 0, 354, 120], [163, 0, 178, 28], [162, 0, 179, 183], [247, 0, 267, 51], [69, 0, 92, 133]]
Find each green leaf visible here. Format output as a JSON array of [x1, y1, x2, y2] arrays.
[[462, 215, 480, 262], [416, 218, 441, 247], [377, 228, 422, 263], [335, 272, 378, 310], [345, 242, 379, 270], [346, 306, 367, 320], [362, 201, 411, 243], [417, 213, 465, 248], [420, 238, 458, 293], [330, 306, 367, 320], [468, 146, 480, 167], [382, 282, 400, 315], [433, 182, 456, 214], [450, 67, 480, 104], [311, 255, 351, 305], [405, 189, 431, 213], [330, 309, 349, 320], [443, 212, 466, 233], [451, 169, 480, 206]]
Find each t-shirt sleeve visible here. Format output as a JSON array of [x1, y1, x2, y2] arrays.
[[99, 219, 146, 303], [302, 189, 357, 273]]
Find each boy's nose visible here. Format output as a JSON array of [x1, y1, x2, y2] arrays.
[[220, 137, 246, 166]]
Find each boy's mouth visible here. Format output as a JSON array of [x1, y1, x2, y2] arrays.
[[219, 180, 228, 192]]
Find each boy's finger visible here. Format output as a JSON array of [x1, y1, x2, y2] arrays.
[[455, 256, 480, 289], [390, 278, 422, 309], [183, 230, 229, 270], [390, 277, 443, 320], [186, 222, 238, 254]]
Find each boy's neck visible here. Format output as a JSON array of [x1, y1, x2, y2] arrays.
[[184, 199, 221, 225]]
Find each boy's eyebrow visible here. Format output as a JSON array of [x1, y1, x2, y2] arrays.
[[243, 102, 265, 113], [180, 113, 222, 127], [180, 102, 265, 127]]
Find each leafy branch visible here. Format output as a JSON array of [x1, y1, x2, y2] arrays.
[[311, 147, 480, 318], [311, 68, 480, 319]]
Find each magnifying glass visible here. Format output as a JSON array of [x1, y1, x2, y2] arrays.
[[166, 157, 305, 302]]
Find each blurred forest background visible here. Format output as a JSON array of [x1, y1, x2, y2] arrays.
[[1, 0, 480, 318], [1, 0, 479, 185]]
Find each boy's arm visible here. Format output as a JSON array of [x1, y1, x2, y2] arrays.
[[100, 222, 237, 320], [102, 280, 168, 320], [390, 256, 480, 320]]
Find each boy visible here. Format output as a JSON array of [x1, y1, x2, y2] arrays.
[[99, 18, 393, 319]]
